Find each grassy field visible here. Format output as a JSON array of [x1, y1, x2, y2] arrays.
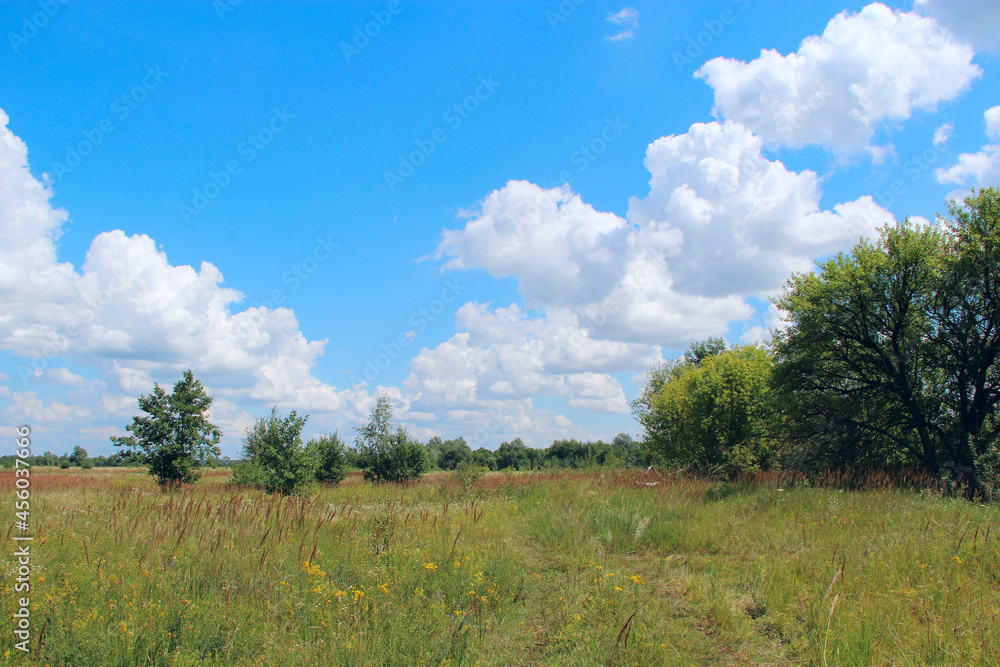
[[1, 467, 998, 666]]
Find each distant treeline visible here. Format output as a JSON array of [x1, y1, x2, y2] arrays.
[[1, 436, 643, 473], [0, 445, 152, 469], [383, 433, 643, 471]]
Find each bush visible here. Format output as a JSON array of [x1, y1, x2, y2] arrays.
[[308, 433, 347, 485], [455, 461, 486, 490], [59, 460, 71, 469], [356, 394, 428, 484], [232, 408, 315, 496], [80, 458, 94, 470]]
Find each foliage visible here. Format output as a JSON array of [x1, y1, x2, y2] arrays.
[[471, 447, 497, 470], [774, 188, 1000, 495], [425, 436, 474, 470], [231, 408, 315, 496], [495, 438, 532, 470], [71, 445, 89, 466], [355, 394, 429, 483], [110, 369, 222, 486], [633, 342, 776, 472], [307, 432, 348, 485], [612, 432, 644, 467]]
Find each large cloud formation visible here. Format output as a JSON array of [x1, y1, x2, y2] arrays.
[[0, 109, 372, 444], [416, 119, 894, 424], [695, 3, 980, 152]]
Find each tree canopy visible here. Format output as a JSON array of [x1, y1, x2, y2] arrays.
[[110, 370, 222, 486], [774, 188, 1000, 494]]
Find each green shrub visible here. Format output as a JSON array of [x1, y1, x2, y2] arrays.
[[308, 433, 348, 485], [232, 408, 315, 496], [356, 394, 428, 484]]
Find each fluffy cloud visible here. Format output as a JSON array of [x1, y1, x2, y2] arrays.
[[629, 120, 891, 297], [417, 119, 893, 433], [0, 108, 368, 433], [404, 302, 657, 413], [435, 181, 631, 309], [437, 121, 891, 346], [914, 0, 1000, 50], [695, 3, 980, 152], [937, 105, 1000, 191]]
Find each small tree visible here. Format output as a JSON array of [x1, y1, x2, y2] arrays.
[[111, 370, 222, 486], [356, 394, 428, 483], [70, 446, 89, 467], [308, 432, 348, 485], [232, 408, 315, 496]]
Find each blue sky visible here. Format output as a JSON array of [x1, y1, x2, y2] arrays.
[[1, 0, 998, 457]]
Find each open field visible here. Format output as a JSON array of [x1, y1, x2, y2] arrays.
[[2, 468, 998, 666]]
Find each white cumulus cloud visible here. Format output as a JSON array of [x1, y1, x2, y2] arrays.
[[937, 105, 1000, 191], [695, 3, 980, 152]]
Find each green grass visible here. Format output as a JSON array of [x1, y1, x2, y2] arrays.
[[2, 467, 998, 665]]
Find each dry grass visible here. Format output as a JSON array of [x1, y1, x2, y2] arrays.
[[1, 466, 997, 665]]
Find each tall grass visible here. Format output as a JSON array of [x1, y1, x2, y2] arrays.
[[1, 467, 997, 665]]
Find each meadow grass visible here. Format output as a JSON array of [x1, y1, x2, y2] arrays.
[[1, 467, 998, 665]]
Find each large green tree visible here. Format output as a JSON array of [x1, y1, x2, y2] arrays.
[[111, 370, 222, 486], [633, 342, 776, 472], [774, 188, 1000, 494]]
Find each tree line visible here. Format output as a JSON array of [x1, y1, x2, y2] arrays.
[[633, 189, 1000, 498], [0, 446, 147, 470], [103, 377, 644, 496]]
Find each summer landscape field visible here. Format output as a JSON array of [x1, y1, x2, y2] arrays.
[[2, 467, 997, 666]]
